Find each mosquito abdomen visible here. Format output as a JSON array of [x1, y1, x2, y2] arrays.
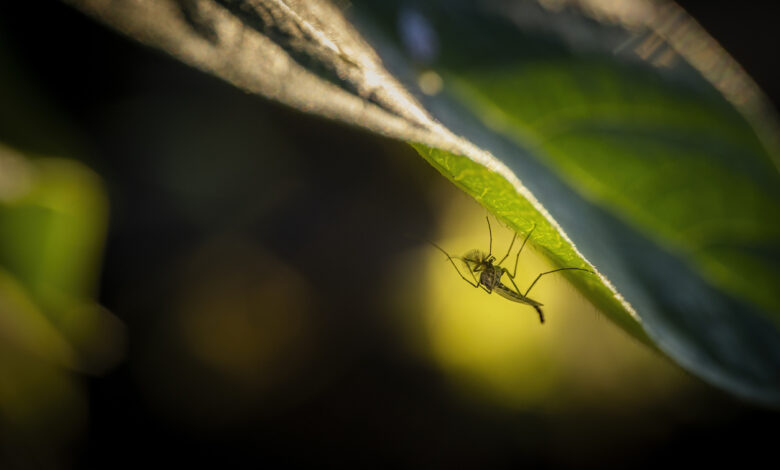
[[534, 305, 545, 324]]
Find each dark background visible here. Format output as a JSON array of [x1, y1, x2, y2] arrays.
[[1, 1, 779, 468]]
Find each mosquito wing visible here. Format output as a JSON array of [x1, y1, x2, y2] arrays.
[[493, 284, 541, 306], [463, 249, 483, 260]]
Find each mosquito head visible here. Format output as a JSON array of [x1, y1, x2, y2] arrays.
[[462, 249, 493, 272]]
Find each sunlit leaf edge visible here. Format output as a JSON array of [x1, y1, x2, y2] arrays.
[[409, 142, 652, 346], [443, 63, 780, 324]]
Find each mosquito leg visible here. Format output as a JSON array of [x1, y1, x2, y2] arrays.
[[454, 259, 490, 293], [504, 275, 523, 297], [523, 267, 593, 297], [486, 216, 493, 258], [453, 258, 482, 289], [469, 268, 490, 293], [448, 257, 481, 288], [497, 231, 517, 266], [426, 240, 480, 288], [508, 223, 536, 279], [465, 261, 480, 286]]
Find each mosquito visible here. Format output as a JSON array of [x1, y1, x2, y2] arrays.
[[428, 217, 592, 324]]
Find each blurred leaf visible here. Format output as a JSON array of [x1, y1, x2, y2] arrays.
[[0, 146, 123, 373], [0, 158, 106, 300], [0, 22, 122, 458], [0, 268, 77, 369], [60, 0, 780, 404]]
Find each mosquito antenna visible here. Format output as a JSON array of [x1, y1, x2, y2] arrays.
[[523, 267, 593, 297], [416, 236, 480, 288]]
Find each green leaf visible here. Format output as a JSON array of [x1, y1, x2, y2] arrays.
[[354, 1, 780, 404], [60, 0, 780, 404], [447, 60, 780, 321], [411, 143, 651, 345]]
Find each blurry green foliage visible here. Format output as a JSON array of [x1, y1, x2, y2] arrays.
[[0, 147, 120, 455], [0, 152, 121, 372]]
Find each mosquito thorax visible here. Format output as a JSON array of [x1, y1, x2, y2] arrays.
[[479, 264, 502, 288]]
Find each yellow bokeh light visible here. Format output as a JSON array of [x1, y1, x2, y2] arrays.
[[174, 237, 315, 387], [134, 236, 319, 426], [425, 249, 562, 407], [410, 191, 695, 413]]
